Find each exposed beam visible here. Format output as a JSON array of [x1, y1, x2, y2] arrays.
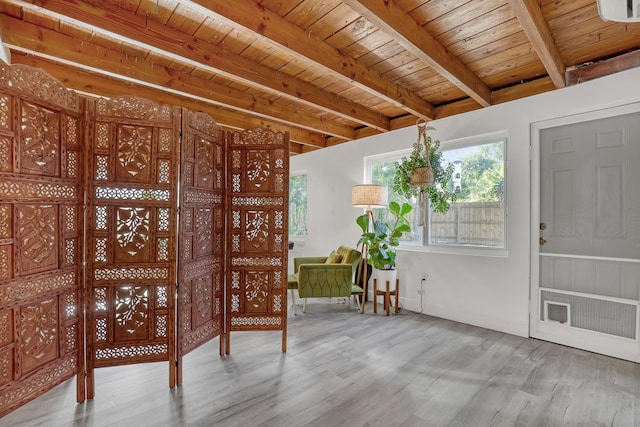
[[509, 0, 566, 88], [436, 77, 556, 119], [343, 0, 491, 108], [189, 0, 435, 119], [0, 15, 337, 144], [566, 49, 640, 86], [9, 51, 325, 147], [14, 0, 389, 133]]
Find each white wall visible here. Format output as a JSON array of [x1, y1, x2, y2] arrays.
[[290, 67, 640, 337]]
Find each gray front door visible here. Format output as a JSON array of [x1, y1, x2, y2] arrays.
[[531, 104, 640, 361]]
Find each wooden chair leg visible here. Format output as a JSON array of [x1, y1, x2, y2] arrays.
[[289, 288, 297, 315], [385, 280, 390, 316], [395, 279, 400, 314], [373, 279, 378, 314]]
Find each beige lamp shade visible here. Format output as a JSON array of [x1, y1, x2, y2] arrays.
[[351, 184, 388, 208]]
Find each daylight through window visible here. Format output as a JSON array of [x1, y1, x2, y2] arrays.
[[289, 173, 307, 237]]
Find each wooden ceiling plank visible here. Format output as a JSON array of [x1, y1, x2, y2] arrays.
[[343, 0, 491, 108], [426, 1, 510, 40], [445, 18, 524, 57], [20, 0, 389, 132], [9, 50, 323, 146], [0, 14, 346, 141], [189, 0, 435, 119], [307, 4, 361, 40], [560, 30, 640, 66], [482, 61, 548, 88], [540, 0, 594, 21], [285, 0, 342, 29], [509, 0, 566, 88]]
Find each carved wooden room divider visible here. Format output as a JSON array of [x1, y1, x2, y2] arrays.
[[176, 111, 225, 385], [0, 61, 290, 417], [84, 96, 180, 396], [0, 63, 85, 416], [226, 128, 289, 354]]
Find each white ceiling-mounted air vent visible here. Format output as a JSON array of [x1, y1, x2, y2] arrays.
[[597, 0, 640, 22]]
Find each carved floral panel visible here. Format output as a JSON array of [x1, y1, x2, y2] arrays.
[[115, 207, 150, 261], [246, 150, 270, 192], [17, 204, 58, 275], [20, 298, 58, 374], [116, 125, 152, 182], [194, 208, 213, 257], [245, 271, 269, 313], [193, 276, 212, 327], [114, 285, 149, 341], [20, 101, 60, 177], [245, 210, 269, 252], [196, 137, 214, 190]]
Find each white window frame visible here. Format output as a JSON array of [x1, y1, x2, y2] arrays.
[[423, 130, 508, 256], [365, 131, 509, 258]]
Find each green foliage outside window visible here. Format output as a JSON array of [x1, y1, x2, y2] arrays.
[[289, 174, 307, 236]]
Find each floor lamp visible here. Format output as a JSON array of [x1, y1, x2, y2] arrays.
[[352, 184, 388, 313]]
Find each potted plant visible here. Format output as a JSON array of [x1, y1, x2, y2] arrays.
[[356, 201, 413, 290], [393, 120, 457, 222]]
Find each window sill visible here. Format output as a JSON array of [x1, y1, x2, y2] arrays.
[[398, 242, 508, 258]]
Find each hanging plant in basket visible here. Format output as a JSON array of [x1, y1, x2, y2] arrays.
[[393, 120, 457, 223]]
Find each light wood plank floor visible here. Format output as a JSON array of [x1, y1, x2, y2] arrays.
[[3, 299, 640, 426]]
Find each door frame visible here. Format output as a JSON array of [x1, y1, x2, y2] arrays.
[[530, 101, 640, 362]]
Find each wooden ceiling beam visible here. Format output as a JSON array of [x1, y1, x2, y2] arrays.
[[189, 0, 435, 119], [9, 51, 325, 147], [509, 0, 566, 88], [0, 15, 345, 143], [435, 77, 556, 119], [10, 0, 389, 132], [566, 49, 640, 86], [343, 0, 491, 108]]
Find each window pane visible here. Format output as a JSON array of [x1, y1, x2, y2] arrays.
[[369, 157, 422, 244], [430, 141, 505, 248], [289, 174, 307, 237]]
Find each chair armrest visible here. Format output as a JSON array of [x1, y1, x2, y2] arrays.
[[297, 263, 353, 298], [294, 256, 328, 273]]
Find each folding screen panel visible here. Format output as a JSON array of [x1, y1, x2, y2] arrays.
[[0, 63, 85, 416], [85, 96, 180, 396], [0, 62, 290, 418], [226, 129, 289, 353], [176, 111, 225, 385]]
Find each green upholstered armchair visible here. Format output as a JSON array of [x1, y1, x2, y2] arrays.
[[288, 245, 362, 313]]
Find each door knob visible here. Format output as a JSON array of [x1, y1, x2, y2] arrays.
[[539, 237, 547, 245]]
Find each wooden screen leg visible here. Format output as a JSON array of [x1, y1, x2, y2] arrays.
[[76, 370, 85, 403], [86, 366, 95, 400]]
